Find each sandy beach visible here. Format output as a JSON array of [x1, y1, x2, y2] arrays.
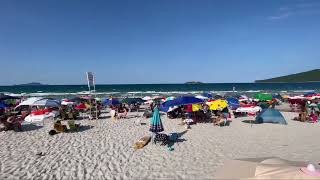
[[0, 109, 319, 180]]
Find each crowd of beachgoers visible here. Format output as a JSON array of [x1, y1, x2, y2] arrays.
[[1, 91, 320, 179]]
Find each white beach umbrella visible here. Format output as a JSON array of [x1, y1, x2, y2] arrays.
[[61, 101, 75, 105], [195, 95, 208, 100], [142, 96, 152, 101], [32, 99, 60, 107], [17, 97, 44, 106]]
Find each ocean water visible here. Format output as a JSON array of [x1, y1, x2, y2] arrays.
[[1, 83, 320, 97]]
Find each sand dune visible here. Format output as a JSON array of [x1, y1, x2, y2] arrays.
[[1, 111, 320, 179]]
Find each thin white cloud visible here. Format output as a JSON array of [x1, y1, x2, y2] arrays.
[[296, 3, 315, 8], [268, 2, 320, 21], [279, 7, 291, 11], [267, 12, 292, 20]]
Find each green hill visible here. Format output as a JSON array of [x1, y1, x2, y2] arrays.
[[255, 69, 320, 83]]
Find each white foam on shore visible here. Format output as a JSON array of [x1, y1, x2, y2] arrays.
[[1, 89, 318, 98]]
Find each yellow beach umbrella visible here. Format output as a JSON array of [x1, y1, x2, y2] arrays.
[[209, 100, 228, 110], [84, 103, 92, 109], [282, 95, 290, 99], [192, 104, 203, 112]]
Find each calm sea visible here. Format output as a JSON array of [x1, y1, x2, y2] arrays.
[[1, 83, 320, 97]]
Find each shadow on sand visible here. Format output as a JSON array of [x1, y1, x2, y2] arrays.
[[68, 125, 94, 133], [21, 124, 43, 132], [242, 120, 259, 124], [168, 130, 188, 148]]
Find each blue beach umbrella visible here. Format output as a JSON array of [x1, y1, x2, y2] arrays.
[[149, 107, 164, 133], [202, 93, 213, 99], [0, 102, 9, 109], [0, 94, 20, 101], [162, 96, 204, 108], [226, 98, 240, 110], [102, 98, 120, 106]]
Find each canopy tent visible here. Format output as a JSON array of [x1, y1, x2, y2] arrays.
[[254, 93, 273, 101], [162, 96, 204, 107], [214, 157, 318, 179], [207, 100, 228, 110], [102, 98, 120, 106], [226, 98, 240, 110], [256, 109, 287, 125]]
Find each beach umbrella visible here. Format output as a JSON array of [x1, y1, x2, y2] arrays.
[[164, 96, 175, 102], [226, 98, 240, 110], [70, 97, 89, 103], [61, 100, 75, 106], [213, 94, 223, 100], [75, 103, 87, 110], [208, 100, 228, 110], [32, 99, 60, 107], [79, 95, 93, 100], [95, 97, 102, 101], [0, 102, 9, 109], [142, 96, 152, 101], [102, 98, 120, 106], [254, 93, 273, 101], [192, 104, 203, 112], [195, 95, 208, 100], [121, 98, 144, 104], [0, 94, 20, 101], [162, 96, 204, 107], [308, 103, 318, 108], [214, 157, 315, 179], [149, 107, 164, 133], [202, 93, 213, 99]]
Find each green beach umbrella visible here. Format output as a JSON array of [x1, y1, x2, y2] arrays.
[[254, 93, 273, 101]]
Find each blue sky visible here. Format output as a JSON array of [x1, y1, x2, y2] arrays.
[[0, 0, 319, 85]]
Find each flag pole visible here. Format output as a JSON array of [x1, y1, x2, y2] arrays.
[[93, 73, 98, 120], [87, 72, 92, 120]]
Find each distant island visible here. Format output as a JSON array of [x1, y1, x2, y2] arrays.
[[185, 81, 204, 84], [14, 82, 47, 86], [255, 69, 320, 83]]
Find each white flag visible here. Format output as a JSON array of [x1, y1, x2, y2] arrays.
[[86, 72, 95, 88]]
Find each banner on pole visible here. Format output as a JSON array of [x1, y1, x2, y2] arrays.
[[86, 72, 95, 89]]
